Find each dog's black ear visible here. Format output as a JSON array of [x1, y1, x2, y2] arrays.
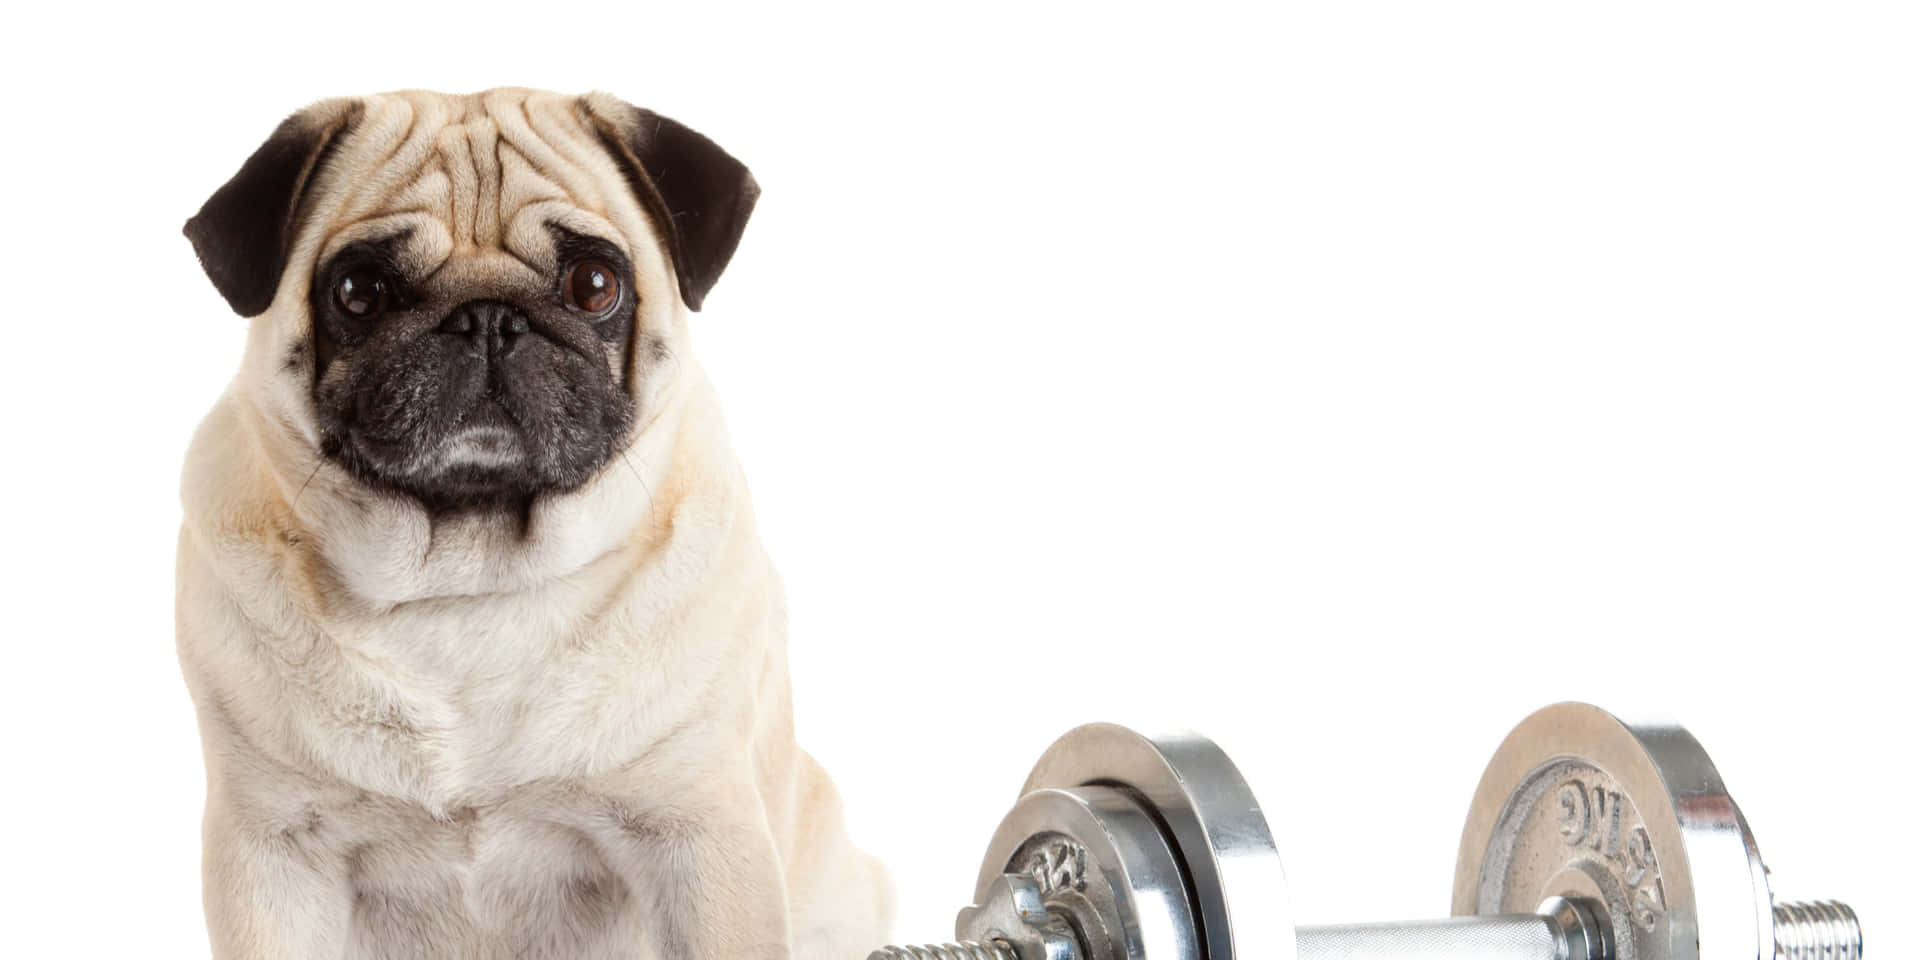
[[582, 95, 760, 311], [184, 100, 362, 317]]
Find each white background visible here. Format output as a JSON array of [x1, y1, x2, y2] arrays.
[[2, 2, 1911, 955]]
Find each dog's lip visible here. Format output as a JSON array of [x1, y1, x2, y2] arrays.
[[439, 423, 528, 468], [453, 423, 521, 444]]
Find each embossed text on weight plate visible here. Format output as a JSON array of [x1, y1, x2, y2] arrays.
[[1017, 834, 1089, 895], [1554, 775, 1666, 931]]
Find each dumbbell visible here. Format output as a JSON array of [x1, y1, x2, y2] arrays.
[[869, 702, 1860, 960]]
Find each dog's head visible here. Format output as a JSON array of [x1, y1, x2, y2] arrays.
[[185, 90, 756, 511]]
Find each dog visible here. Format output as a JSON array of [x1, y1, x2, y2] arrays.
[[174, 88, 892, 959]]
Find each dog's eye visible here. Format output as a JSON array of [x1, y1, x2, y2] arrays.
[[335, 269, 389, 320], [563, 261, 620, 314]]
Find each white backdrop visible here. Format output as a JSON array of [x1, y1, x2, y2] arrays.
[[2, 2, 1910, 955]]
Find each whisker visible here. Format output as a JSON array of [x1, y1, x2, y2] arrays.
[[292, 460, 324, 512], [620, 448, 656, 518]]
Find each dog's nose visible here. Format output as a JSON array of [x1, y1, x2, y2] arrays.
[[438, 300, 531, 357]]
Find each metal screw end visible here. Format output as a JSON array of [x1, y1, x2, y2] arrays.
[[1774, 900, 1862, 960], [867, 941, 1021, 960]]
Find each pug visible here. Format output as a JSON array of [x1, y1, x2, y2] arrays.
[[174, 89, 892, 960]]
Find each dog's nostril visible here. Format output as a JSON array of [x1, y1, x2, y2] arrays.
[[439, 301, 530, 351]]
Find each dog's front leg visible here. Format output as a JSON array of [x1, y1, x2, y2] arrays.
[[201, 791, 349, 960], [607, 794, 794, 960]]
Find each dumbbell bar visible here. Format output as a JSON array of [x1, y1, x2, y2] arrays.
[[869, 702, 1860, 960]]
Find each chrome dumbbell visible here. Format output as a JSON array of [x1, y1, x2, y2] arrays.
[[870, 702, 1860, 960]]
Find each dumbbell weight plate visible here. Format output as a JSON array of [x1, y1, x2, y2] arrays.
[[1452, 702, 1774, 960], [1011, 724, 1297, 960], [971, 784, 1200, 959]]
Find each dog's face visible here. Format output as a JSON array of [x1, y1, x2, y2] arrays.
[[305, 218, 641, 508], [185, 90, 757, 510]]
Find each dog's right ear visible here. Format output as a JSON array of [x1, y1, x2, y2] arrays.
[[184, 100, 362, 317]]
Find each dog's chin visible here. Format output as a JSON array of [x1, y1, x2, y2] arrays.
[[402, 427, 533, 508]]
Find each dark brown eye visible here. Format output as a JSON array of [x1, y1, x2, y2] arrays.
[[335, 269, 388, 320], [564, 260, 620, 314]]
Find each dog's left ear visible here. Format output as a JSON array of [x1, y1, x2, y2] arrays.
[[581, 94, 760, 311], [184, 98, 362, 317]]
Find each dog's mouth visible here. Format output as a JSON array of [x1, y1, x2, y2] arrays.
[[346, 393, 536, 486], [320, 350, 633, 510]]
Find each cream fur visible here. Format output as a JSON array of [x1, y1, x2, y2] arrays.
[[176, 89, 892, 959]]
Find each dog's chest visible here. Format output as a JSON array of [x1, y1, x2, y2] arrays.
[[315, 583, 670, 807], [333, 789, 652, 959]]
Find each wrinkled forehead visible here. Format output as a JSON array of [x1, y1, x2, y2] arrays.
[[299, 89, 659, 276]]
